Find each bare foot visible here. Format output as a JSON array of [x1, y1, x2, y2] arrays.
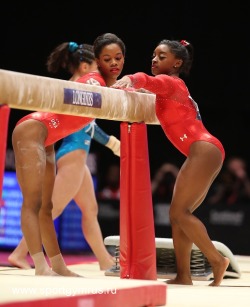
[[99, 255, 116, 271], [35, 268, 60, 276], [209, 257, 230, 286], [8, 254, 32, 269], [53, 267, 83, 277], [166, 277, 193, 286]]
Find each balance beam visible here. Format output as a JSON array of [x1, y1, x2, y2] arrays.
[[0, 69, 160, 124]]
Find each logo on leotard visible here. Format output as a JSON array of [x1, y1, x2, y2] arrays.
[[180, 134, 187, 141], [64, 88, 102, 108], [49, 118, 60, 128]]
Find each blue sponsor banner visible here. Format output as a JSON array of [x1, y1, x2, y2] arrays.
[[0, 171, 60, 249], [64, 88, 102, 108]]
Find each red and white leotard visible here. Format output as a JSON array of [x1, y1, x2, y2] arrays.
[[16, 72, 106, 147], [128, 73, 225, 159], [77, 71, 106, 87]]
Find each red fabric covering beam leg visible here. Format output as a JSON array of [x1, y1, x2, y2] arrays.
[[120, 122, 157, 280], [0, 105, 10, 206]]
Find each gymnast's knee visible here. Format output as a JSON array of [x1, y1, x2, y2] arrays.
[[169, 206, 190, 225]]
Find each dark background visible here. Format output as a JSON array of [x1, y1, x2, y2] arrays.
[[1, 2, 250, 255], [1, 1, 250, 175]]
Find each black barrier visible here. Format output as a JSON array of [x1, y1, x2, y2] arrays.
[[153, 201, 250, 256], [2, 183, 248, 255], [194, 203, 250, 256], [97, 200, 250, 256]]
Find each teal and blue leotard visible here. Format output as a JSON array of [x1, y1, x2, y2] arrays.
[[56, 120, 110, 161]]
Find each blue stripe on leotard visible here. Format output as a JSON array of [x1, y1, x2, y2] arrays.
[[55, 124, 92, 161], [85, 121, 109, 145]]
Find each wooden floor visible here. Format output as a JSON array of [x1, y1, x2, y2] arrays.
[[1, 252, 250, 306]]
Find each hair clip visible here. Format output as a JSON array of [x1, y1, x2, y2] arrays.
[[68, 42, 79, 53], [180, 40, 189, 46]]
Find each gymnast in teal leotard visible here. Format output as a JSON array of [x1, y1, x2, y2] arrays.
[[56, 120, 120, 161]]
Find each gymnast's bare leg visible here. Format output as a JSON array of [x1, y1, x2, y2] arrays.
[[73, 165, 114, 270], [166, 142, 229, 286], [9, 149, 114, 271], [12, 120, 80, 276], [52, 150, 114, 270]]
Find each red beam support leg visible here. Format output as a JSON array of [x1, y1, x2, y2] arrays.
[[120, 122, 157, 280], [0, 105, 10, 206]]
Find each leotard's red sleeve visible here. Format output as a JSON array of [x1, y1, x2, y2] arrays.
[[128, 73, 174, 96]]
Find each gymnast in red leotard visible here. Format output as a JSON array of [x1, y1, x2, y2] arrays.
[[16, 112, 93, 147], [10, 34, 125, 273], [11, 43, 101, 277], [112, 39, 229, 287]]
